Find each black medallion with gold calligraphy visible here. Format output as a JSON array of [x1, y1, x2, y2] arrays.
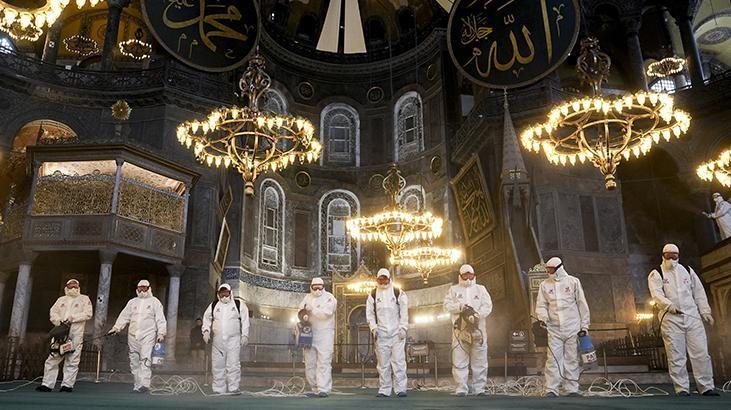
[[142, 0, 259, 72], [447, 0, 580, 89]]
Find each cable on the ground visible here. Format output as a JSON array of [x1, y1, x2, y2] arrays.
[[484, 375, 545, 396], [0, 376, 42, 392], [585, 377, 670, 397]]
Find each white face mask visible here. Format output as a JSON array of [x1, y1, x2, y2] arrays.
[[219, 295, 231, 304], [378, 283, 389, 290], [667, 259, 678, 268], [136, 289, 150, 298], [313, 289, 324, 297], [715, 196, 723, 204], [65, 287, 80, 297], [460, 278, 474, 288]]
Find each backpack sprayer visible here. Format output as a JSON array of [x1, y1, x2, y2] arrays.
[[152, 341, 166, 368], [49, 321, 74, 356], [295, 308, 313, 348], [454, 305, 483, 346], [578, 330, 597, 370]]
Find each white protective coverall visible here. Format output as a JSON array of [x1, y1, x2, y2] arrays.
[[202, 293, 250, 394], [111, 288, 167, 391], [706, 193, 731, 239], [298, 286, 337, 394], [41, 286, 93, 389], [366, 280, 409, 396], [648, 254, 715, 394], [535, 258, 590, 395], [443, 272, 493, 395]]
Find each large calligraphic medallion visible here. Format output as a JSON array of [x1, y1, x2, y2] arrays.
[[448, 0, 580, 89], [142, 0, 259, 72]]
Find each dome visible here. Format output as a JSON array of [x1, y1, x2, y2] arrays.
[[260, 0, 449, 63]]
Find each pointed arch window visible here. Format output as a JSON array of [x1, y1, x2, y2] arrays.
[[319, 190, 359, 275], [258, 180, 284, 271], [321, 103, 360, 166], [261, 88, 288, 115], [394, 91, 424, 161]]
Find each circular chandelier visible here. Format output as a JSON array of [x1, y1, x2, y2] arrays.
[[64, 34, 98, 56], [520, 37, 691, 190], [347, 165, 443, 257], [697, 147, 731, 187], [0, 0, 102, 42], [177, 54, 321, 196], [390, 246, 461, 284], [646, 56, 685, 78], [119, 28, 151, 60]]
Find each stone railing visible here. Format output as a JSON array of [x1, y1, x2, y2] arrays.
[[117, 178, 185, 232], [32, 173, 114, 215], [0, 50, 234, 103]]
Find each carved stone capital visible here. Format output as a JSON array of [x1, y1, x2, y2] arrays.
[[166, 264, 186, 278], [19, 250, 38, 265], [99, 250, 117, 265]]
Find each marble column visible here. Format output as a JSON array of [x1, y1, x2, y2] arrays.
[[93, 250, 117, 347], [19, 274, 33, 338], [100, 0, 131, 71], [41, 20, 63, 65], [671, 11, 704, 86], [8, 252, 37, 342], [0, 272, 9, 326], [621, 15, 648, 91], [165, 264, 185, 360]]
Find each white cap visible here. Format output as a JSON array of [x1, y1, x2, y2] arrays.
[[217, 283, 231, 292], [662, 243, 679, 253], [66, 278, 79, 286], [459, 264, 474, 274], [137, 279, 150, 287], [311, 277, 324, 286], [377, 268, 390, 279], [545, 257, 563, 268]]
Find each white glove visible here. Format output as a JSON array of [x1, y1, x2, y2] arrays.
[[398, 328, 406, 340], [203, 331, 210, 344], [241, 335, 249, 346], [702, 313, 715, 326], [666, 304, 678, 314], [107, 328, 119, 336], [371, 328, 378, 340], [157, 335, 165, 343]]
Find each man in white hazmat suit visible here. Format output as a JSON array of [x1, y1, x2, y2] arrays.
[[108, 279, 167, 393], [36, 279, 93, 392], [366, 268, 409, 398], [202, 283, 250, 395], [298, 277, 337, 397], [648, 243, 719, 396], [703, 192, 731, 240], [535, 257, 590, 397], [443, 264, 493, 396]]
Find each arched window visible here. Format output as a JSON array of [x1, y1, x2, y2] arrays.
[[394, 91, 424, 161], [0, 34, 16, 53], [320, 103, 360, 166], [258, 180, 285, 272], [319, 190, 359, 276], [399, 185, 424, 213], [260, 88, 288, 115]]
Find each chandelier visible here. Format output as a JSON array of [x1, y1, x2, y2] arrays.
[[0, 1, 102, 42], [119, 28, 151, 61], [347, 165, 443, 257], [697, 147, 731, 187], [176, 54, 321, 196], [646, 56, 685, 78], [64, 11, 97, 56], [390, 246, 461, 284], [520, 37, 691, 190]]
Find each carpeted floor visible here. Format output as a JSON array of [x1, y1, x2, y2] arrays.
[[0, 380, 728, 410]]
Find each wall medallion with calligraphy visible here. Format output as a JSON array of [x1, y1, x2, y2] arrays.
[[142, 0, 259, 72], [447, 0, 580, 89]]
